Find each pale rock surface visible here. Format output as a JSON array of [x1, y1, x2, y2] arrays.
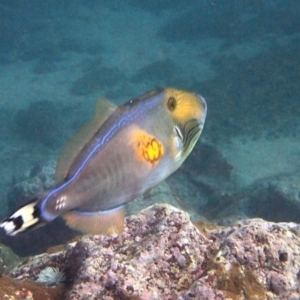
[[10, 204, 300, 299]]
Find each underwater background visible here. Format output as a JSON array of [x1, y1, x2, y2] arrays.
[[0, 0, 300, 257]]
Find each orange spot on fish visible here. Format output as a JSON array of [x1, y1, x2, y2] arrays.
[[130, 128, 164, 166]]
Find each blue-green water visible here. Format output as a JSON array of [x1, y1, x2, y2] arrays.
[[0, 0, 300, 256]]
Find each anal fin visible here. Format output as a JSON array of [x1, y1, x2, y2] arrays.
[[63, 206, 125, 235]]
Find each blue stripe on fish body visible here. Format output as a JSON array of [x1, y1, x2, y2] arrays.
[[40, 90, 164, 221], [0, 88, 206, 236]]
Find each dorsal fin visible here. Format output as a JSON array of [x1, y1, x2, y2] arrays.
[[55, 99, 117, 183]]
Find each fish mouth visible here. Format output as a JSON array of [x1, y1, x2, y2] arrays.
[[180, 94, 207, 154], [188, 93, 207, 134], [196, 94, 207, 131]]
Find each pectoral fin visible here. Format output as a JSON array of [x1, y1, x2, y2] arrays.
[[63, 206, 125, 235], [56, 99, 117, 183]]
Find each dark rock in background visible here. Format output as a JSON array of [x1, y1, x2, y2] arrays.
[[157, 2, 300, 44], [0, 243, 22, 276], [241, 171, 300, 223], [7, 160, 56, 212], [167, 142, 236, 219], [129, 0, 197, 12], [0, 2, 103, 65], [158, 3, 244, 42], [15, 100, 65, 148], [126, 181, 183, 217], [69, 65, 126, 96], [208, 171, 300, 226], [196, 37, 300, 144], [131, 58, 180, 85], [0, 218, 79, 258]]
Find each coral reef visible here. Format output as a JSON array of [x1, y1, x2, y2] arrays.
[[7, 204, 300, 299]]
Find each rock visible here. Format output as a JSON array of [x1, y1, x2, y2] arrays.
[[0, 243, 22, 275], [0, 275, 65, 300], [126, 181, 183, 216], [7, 160, 56, 212], [8, 204, 300, 299], [206, 170, 300, 225], [14, 100, 64, 148], [236, 171, 300, 223], [167, 142, 236, 219]]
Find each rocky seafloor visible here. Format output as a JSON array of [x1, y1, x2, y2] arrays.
[[1, 203, 300, 300], [1, 141, 300, 299]]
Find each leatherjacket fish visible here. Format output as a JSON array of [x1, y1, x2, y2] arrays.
[[1, 88, 207, 236]]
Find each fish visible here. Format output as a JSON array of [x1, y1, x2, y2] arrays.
[[1, 88, 207, 236]]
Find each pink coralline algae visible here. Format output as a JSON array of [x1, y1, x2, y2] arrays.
[[9, 204, 300, 299]]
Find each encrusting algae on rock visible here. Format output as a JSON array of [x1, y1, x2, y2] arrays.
[[0, 275, 66, 300], [6, 204, 300, 299]]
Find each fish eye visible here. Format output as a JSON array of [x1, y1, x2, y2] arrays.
[[167, 97, 177, 111]]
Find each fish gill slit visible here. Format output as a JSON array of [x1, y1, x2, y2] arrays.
[[183, 122, 201, 151]]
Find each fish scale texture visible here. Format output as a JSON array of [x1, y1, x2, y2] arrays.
[[10, 204, 300, 299]]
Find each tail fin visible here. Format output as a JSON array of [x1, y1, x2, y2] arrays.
[[0, 199, 45, 236]]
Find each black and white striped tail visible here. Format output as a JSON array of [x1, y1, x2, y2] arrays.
[[0, 200, 44, 236]]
